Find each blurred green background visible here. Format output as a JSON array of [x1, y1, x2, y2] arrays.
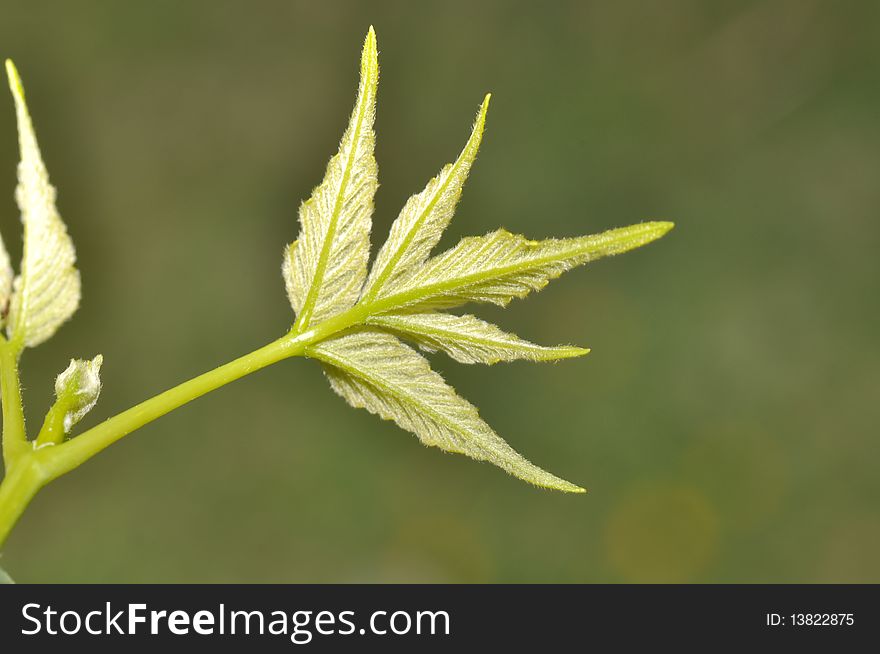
[[0, 0, 877, 583]]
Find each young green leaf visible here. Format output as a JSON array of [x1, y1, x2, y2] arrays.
[[4, 60, 80, 348], [361, 95, 490, 303], [284, 28, 379, 331], [368, 312, 588, 364], [275, 29, 673, 492], [366, 222, 673, 314], [53, 355, 104, 434], [308, 330, 584, 492]]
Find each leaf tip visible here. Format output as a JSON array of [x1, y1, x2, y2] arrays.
[[651, 220, 675, 237], [475, 93, 491, 130], [5, 58, 23, 100], [635, 220, 674, 250], [550, 479, 587, 494], [636, 221, 674, 246], [457, 93, 491, 160], [541, 345, 591, 362], [362, 26, 378, 71]]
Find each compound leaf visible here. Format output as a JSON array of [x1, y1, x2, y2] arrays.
[[279, 29, 673, 492]]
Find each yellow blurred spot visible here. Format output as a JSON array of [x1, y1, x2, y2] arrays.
[[605, 483, 718, 582]]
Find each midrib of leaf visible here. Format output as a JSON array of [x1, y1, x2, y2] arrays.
[[294, 32, 376, 333], [367, 315, 587, 361], [361, 222, 672, 315], [362, 95, 489, 303]]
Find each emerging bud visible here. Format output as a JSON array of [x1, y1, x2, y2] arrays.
[[54, 355, 103, 433]]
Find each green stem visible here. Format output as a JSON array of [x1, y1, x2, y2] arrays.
[[0, 342, 27, 468], [0, 332, 307, 551], [0, 455, 45, 549], [36, 333, 308, 484], [0, 300, 372, 551]]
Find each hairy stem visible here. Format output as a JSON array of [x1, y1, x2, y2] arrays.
[[0, 454, 45, 549], [0, 342, 27, 468], [36, 334, 306, 484], [0, 332, 305, 550], [0, 301, 377, 551]]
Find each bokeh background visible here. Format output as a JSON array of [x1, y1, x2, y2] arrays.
[[0, 0, 877, 582]]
